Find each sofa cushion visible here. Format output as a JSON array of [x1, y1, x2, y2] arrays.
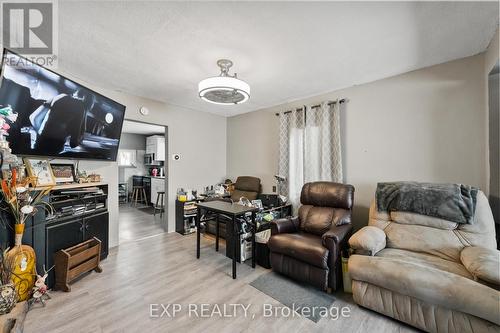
[[390, 211, 458, 230], [368, 192, 497, 261], [349, 226, 386, 256], [300, 181, 354, 209], [461, 246, 500, 285], [234, 176, 260, 192], [376, 248, 473, 279], [268, 232, 328, 269], [383, 221, 464, 261], [348, 254, 500, 325], [298, 205, 352, 236], [298, 205, 332, 235]]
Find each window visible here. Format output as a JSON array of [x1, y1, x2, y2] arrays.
[[117, 149, 137, 167]]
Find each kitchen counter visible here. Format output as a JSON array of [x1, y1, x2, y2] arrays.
[[142, 176, 165, 179]]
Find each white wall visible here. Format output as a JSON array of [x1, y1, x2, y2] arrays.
[[57, 70, 227, 248], [227, 54, 488, 231]]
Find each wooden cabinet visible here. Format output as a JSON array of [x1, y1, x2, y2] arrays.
[[150, 177, 164, 204], [146, 135, 165, 161]]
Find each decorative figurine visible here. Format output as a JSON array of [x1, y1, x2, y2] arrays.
[[28, 266, 53, 308]]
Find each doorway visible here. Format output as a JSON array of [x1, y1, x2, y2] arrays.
[[117, 119, 168, 243], [488, 60, 499, 247]]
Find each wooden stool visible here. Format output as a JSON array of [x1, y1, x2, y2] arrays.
[[154, 191, 165, 218], [132, 186, 147, 206]]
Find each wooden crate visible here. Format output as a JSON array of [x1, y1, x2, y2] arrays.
[[54, 237, 103, 292]]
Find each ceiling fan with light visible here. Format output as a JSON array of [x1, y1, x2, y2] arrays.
[[198, 59, 250, 105]]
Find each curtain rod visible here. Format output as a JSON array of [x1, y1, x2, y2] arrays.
[[275, 98, 347, 116]]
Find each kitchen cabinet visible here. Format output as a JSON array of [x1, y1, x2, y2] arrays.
[[150, 177, 165, 205], [146, 135, 165, 161]]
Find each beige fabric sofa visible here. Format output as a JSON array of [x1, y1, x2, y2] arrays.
[[348, 191, 500, 333]]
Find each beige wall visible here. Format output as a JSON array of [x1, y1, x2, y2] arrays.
[[227, 54, 487, 230], [59, 70, 227, 248]]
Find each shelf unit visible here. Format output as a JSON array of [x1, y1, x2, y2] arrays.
[[175, 200, 199, 235], [118, 182, 128, 204]]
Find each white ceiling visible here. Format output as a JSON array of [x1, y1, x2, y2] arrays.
[[58, 1, 499, 117], [121, 120, 165, 135]]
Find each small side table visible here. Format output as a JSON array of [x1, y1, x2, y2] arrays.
[[196, 201, 258, 279]]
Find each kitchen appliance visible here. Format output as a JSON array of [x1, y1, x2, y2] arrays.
[[144, 153, 154, 165]]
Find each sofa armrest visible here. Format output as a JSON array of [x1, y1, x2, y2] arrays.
[[270, 216, 299, 235], [461, 246, 500, 286], [348, 226, 386, 256], [322, 223, 352, 249]]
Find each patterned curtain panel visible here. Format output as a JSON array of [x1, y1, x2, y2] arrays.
[[278, 101, 343, 210]]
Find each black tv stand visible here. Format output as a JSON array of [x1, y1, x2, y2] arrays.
[[21, 183, 109, 288]]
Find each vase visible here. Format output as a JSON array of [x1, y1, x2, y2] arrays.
[[14, 224, 24, 247], [5, 224, 36, 302]]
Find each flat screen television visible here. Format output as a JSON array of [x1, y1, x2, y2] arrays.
[[0, 49, 125, 161]]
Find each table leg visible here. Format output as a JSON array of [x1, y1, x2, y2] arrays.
[[196, 208, 201, 259], [215, 213, 219, 252], [232, 215, 237, 279], [251, 211, 256, 269]]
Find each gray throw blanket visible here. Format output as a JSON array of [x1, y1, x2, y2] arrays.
[[376, 182, 478, 224]]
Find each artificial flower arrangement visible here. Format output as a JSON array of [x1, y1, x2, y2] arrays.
[[1, 169, 53, 226], [0, 170, 54, 302]]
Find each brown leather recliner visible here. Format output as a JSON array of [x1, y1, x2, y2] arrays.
[[229, 176, 261, 202], [268, 182, 354, 292], [205, 176, 261, 237]]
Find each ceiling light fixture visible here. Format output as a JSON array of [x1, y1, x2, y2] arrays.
[[198, 59, 250, 105]]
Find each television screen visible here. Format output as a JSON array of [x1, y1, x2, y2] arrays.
[[0, 49, 125, 161]]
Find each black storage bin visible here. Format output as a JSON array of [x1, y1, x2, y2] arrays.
[[256, 242, 271, 269]]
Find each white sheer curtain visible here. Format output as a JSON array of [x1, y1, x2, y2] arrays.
[[278, 101, 343, 210]]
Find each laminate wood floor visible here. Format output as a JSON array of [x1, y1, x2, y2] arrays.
[[24, 232, 418, 333], [118, 204, 166, 243]]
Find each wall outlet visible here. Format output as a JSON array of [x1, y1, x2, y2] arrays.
[[272, 186, 276, 192]]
